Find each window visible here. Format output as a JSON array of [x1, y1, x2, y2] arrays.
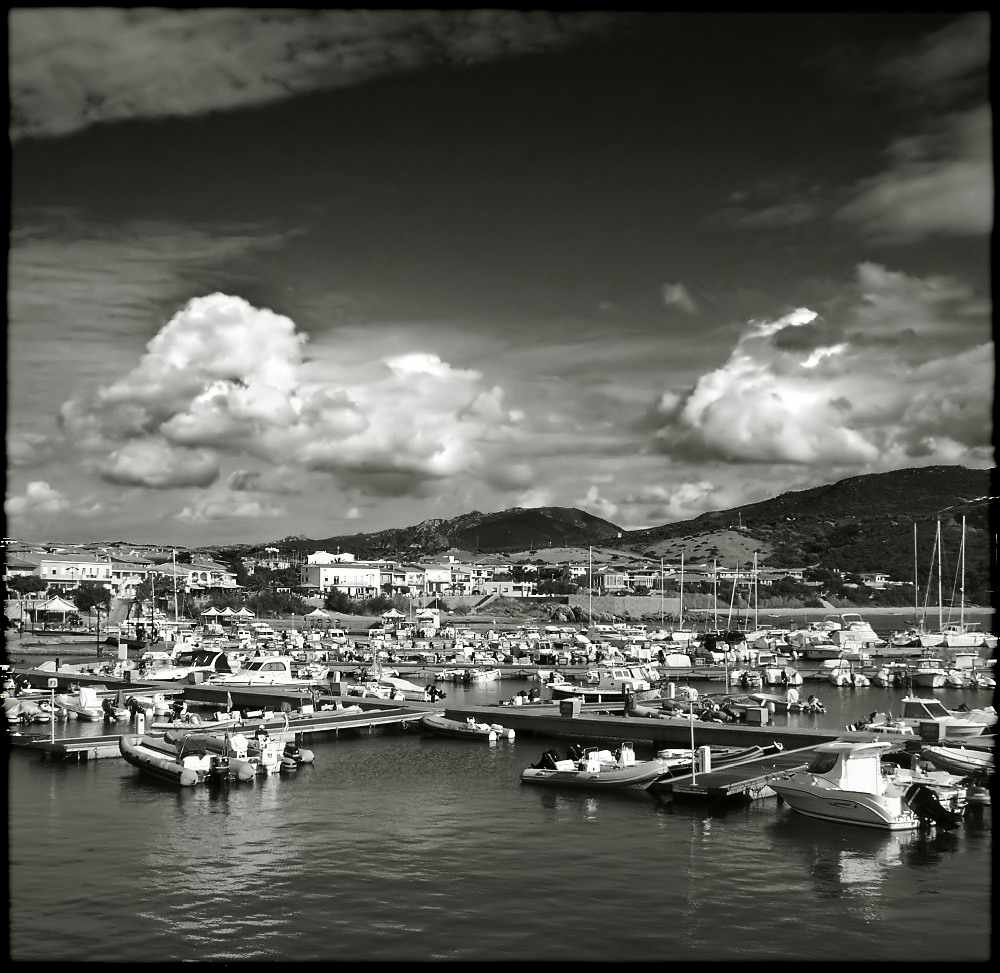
[[807, 751, 839, 775]]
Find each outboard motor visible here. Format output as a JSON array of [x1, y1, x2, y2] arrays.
[[531, 749, 561, 770], [209, 754, 231, 781], [903, 782, 964, 831]]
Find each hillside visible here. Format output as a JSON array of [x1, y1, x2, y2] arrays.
[[621, 466, 994, 595], [203, 465, 995, 600], [270, 506, 621, 559]]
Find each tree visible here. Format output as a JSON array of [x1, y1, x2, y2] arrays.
[[5, 575, 47, 597], [71, 581, 112, 615]]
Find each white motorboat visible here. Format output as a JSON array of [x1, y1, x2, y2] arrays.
[[54, 686, 105, 721], [919, 744, 993, 778], [208, 655, 318, 687], [548, 664, 658, 704], [876, 696, 993, 739], [769, 740, 961, 831], [826, 660, 870, 687], [911, 657, 947, 689]]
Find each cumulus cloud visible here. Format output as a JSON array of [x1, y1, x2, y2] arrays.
[[55, 292, 524, 500], [643, 264, 994, 471], [9, 9, 625, 141], [99, 439, 222, 489], [4, 480, 101, 519], [6, 431, 64, 468], [176, 496, 288, 522], [574, 484, 620, 523]]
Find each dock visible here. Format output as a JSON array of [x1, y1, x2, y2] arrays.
[[648, 745, 817, 803], [7, 699, 440, 762]]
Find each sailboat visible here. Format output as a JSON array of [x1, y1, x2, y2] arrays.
[[918, 517, 993, 652], [669, 551, 696, 645]]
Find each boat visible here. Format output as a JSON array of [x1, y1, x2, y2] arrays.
[[420, 713, 514, 742], [143, 648, 238, 682], [119, 733, 248, 786], [768, 740, 961, 831], [164, 727, 312, 775], [4, 696, 53, 724], [208, 655, 318, 687], [520, 742, 667, 791], [460, 667, 502, 685], [871, 664, 910, 688], [868, 696, 991, 739], [826, 659, 870, 687], [828, 613, 882, 650], [919, 745, 993, 778], [547, 664, 658, 704], [759, 664, 803, 687], [354, 671, 443, 702], [54, 686, 106, 721], [750, 689, 822, 715], [911, 657, 947, 689]]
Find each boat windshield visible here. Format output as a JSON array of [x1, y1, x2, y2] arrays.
[[806, 751, 840, 775], [902, 699, 950, 719]]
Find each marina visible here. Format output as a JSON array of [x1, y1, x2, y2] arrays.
[[6, 635, 995, 963]]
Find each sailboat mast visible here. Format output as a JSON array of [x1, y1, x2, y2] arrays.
[[679, 551, 684, 628], [960, 515, 966, 629], [753, 551, 758, 632], [660, 556, 664, 628], [936, 519, 943, 632], [588, 546, 593, 623], [912, 523, 918, 627], [172, 549, 179, 623], [713, 557, 718, 632]]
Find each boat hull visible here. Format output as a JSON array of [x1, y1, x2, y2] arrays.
[[119, 735, 200, 787], [920, 746, 994, 777], [520, 763, 664, 790], [771, 778, 920, 831], [420, 714, 499, 741]]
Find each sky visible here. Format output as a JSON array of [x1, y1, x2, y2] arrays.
[[6, 10, 994, 548]]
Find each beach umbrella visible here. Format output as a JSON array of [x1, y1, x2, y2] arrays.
[[200, 607, 220, 616], [218, 607, 236, 616], [236, 607, 255, 617]]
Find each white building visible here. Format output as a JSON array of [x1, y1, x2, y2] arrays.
[[300, 560, 384, 597]]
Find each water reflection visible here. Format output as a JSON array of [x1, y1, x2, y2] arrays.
[[770, 813, 918, 922]]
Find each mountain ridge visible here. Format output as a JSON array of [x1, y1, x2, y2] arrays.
[[204, 466, 995, 597]]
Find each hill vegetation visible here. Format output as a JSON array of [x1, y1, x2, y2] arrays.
[[202, 465, 995, 605]]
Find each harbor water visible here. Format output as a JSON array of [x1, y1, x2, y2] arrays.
[[6, 646, 994, 961]]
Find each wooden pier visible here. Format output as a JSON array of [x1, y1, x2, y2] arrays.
[[648, 745, 817, 803], [7, 700, 438, 762]]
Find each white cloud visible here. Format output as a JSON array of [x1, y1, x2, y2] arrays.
[[835, 106, 992, 242], [176, 496, 287, 522], [5, 481, 72, 518], [645, 264, 994, 470], [55, 292, 525, 501], [878, 12, 990, 98], [4, 480, 101, 519], [661, 282, 697, 314], [574, 484, 619, 523], [99, 439, 222, 489], [6, 431, 63, 468], [9, 9, 624, 141]]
